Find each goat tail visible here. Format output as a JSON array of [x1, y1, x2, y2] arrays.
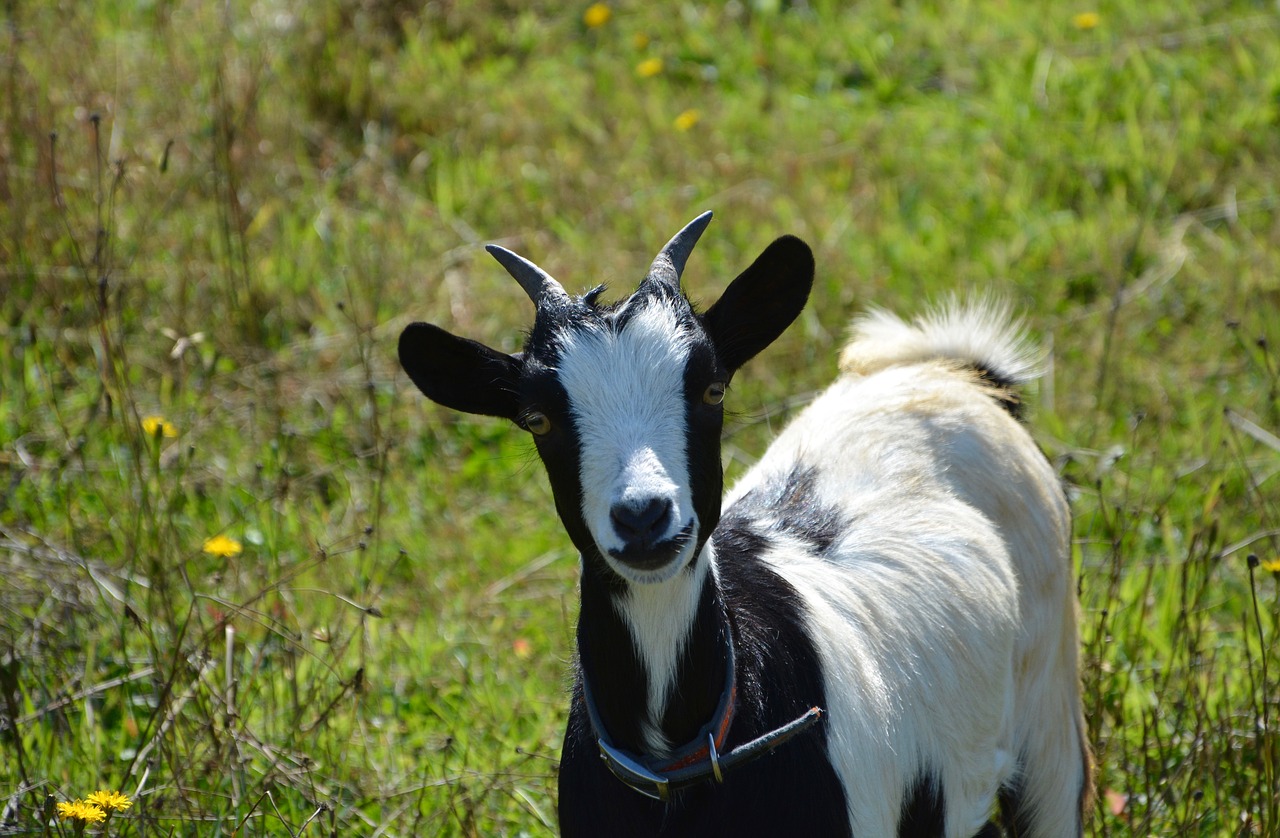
[[838, 297, 1043, 419]]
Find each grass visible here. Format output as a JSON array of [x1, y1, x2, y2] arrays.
[[2, 0, 1278, 834]]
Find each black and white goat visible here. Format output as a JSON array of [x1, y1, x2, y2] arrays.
[[399, 213, 1091, 837]]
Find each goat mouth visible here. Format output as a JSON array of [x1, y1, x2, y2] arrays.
[[607, 522, 695, 573]]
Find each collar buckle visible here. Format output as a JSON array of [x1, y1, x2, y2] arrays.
[[707, 732, 724, 784]]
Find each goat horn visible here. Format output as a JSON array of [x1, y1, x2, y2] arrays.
[[645, 210, 714, 288], [485, 244, 570, 307]]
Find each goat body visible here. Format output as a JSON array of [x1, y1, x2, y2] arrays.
[[399, 213, 1090, 836]]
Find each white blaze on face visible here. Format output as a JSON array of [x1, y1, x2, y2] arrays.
[[556, 297, 698, 584]]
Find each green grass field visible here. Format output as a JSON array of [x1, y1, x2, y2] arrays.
[[2, 0, 1279, 834]]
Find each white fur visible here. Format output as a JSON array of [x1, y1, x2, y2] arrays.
[[839, 302, 1087, 833], [615, 548, 712, 752], [709, 301, 1086, 836], [556, 297, 701, 584], [841, 296, 1042, 385]]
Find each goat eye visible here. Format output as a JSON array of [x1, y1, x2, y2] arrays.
[[702, 382, 726, 406], [522, 411, 552, 436]]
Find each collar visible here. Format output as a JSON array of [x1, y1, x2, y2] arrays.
[[580, 610, 825, 801]]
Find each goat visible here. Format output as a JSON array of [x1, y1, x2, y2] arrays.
[[398, 212, 1091, 836]]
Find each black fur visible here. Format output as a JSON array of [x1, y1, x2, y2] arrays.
[[970, 364, 1024, 421], [682, 337, 730, 555], [996, 762, 1032, 837], [896, 770, 946, 838], [559, 545, 849, 837], [702, 236, 814, 374], [721, 466, 845, 555]]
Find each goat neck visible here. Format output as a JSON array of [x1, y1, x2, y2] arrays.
[[576, 541, 733, 756]]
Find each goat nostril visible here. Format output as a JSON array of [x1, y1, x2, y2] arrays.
[[610, 498, 672, 542]]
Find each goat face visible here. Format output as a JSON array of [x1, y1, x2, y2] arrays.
[[399, 214, 814, 585], [523, 283, 726, 583]]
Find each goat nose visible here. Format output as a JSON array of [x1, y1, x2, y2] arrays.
[[610, 497, 673, 545]]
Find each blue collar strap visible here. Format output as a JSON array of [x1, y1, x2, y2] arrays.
[[580, 618, 825, 801]]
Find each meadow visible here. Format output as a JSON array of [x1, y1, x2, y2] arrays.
[[2, 0, 1279, 834]]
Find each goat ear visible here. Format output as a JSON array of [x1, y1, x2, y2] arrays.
[[703, 235, 814, 374], [398, 322, 522, 420]]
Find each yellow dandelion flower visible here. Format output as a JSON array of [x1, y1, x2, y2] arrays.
[[57, 800, 107, 823], [673, 109, 701, 132], [203, 534, 243, 558], [636, 57, 663, 78], [141, 415, 178, 439], [79, 803, 107, 824], [86, 790, 133, 812], [1072, 11, 1100, 30], [1261, 557, 1280, 573], [583, 2, 610, 28]]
